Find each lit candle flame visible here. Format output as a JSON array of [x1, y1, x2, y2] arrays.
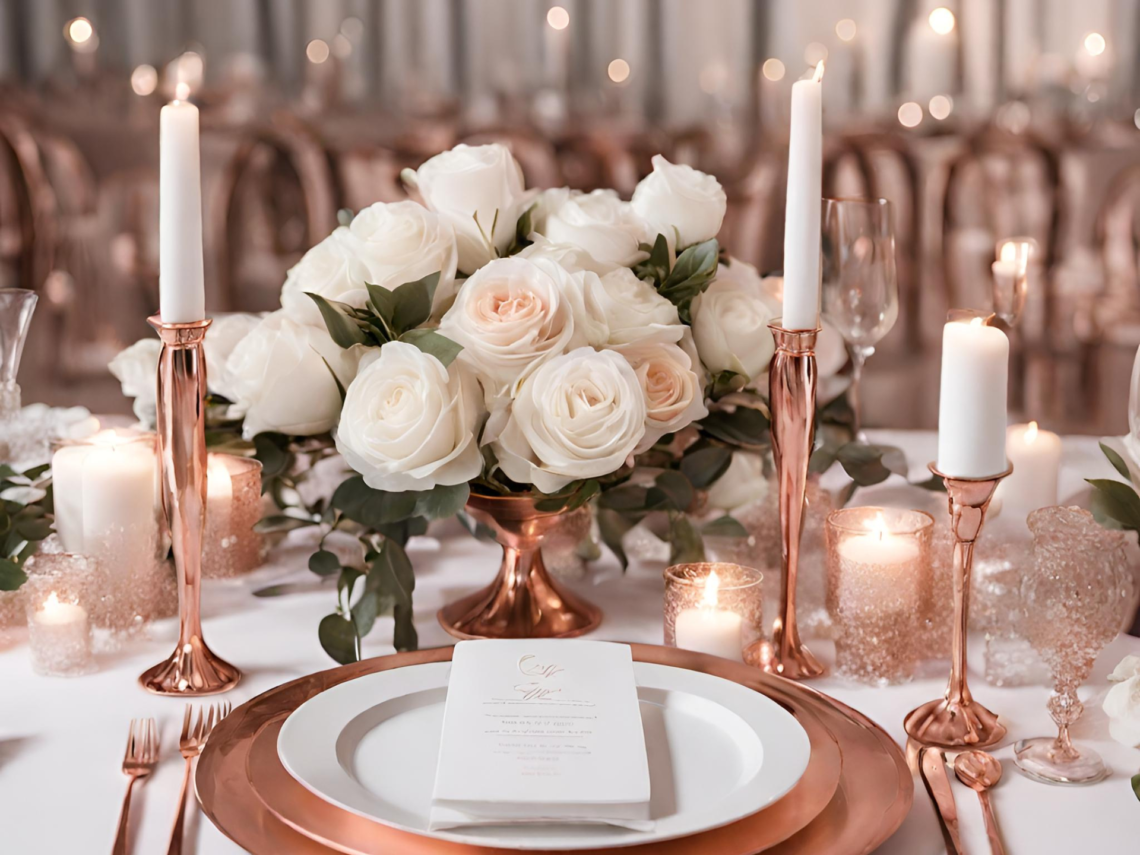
[[812, 61, 825, 83], [969, 317, 984, 329], [44, 591, 61, 610], [1000, 242, 1018, 263], [868, 513, 889, 542], [1025, 420, 1039, 443], [175, 81, 190, 101], [701, 571, 721, 609]]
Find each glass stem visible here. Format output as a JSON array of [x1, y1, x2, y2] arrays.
[[848, 345, 873, 440], [1048, 680, 1083, 762]]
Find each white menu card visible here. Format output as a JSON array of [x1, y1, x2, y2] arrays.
[[429, 639, 653, 830]]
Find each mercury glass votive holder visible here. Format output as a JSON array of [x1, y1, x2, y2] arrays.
[[825, 507, 934, 685], [664, 563, 764, 663], [23, 552, 99, 676], [202, 453, 266, 578]]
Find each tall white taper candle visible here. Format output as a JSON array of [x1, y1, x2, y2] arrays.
[[782, 62, 824, 330], [159, 83, 205, 323], [936, 316, 1009, 478]]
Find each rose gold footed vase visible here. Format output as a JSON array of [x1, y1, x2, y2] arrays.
[[904, 464, 1011, 749], [746, 322, 825, 679], [437, 493, 602, 639], [139, 316, 241, 696]]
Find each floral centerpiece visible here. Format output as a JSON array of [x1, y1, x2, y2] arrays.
[[109, 143, 866, 662]]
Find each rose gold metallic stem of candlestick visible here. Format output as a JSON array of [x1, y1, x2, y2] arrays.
[[748, 323, 825, 679], [140, 316, 240, 696], [904, 463, 1012, 749]]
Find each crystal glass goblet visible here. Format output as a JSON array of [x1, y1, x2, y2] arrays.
[[0, 288, 38, 419], [1015, 507, 1133, 784], [821, 198, 898, 437]]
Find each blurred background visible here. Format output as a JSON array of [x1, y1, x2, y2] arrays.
[[3, 0, 1140, 434]]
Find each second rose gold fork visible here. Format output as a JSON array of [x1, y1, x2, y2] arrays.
[[112, 718, 158, 855], [167, 702, 230, 855]]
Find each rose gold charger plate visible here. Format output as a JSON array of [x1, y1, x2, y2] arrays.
[[197, 644, 911, 855]]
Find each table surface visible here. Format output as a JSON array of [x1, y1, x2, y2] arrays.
[[3, 430, 1139, 854]]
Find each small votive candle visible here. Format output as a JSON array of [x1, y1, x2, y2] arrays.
[[28, 591, 94, 676], [202, 453, 266, 578], [826, 507, 933, 685], [664, 563, 763, 663], [998, 421, 1061, 513]]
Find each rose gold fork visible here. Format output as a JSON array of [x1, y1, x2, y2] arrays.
[[167, 702, 231, 855], [112, 718, 158, 855]]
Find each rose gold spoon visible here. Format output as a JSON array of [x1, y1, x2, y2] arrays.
[[954, 750, 1006, 855]]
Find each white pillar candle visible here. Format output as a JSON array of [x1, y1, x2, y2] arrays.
[[936, 317, 1010, 478], [836, 514, 922, 611], [159, 86, 205, 323], [674, 571, 744, 662], [1001, 421, 1062, 510], [206, 453, 234, 535], [781, 62, 823, 330], [29, 592, 92, 675]]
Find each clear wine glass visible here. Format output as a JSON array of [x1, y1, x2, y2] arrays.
[[821, 198, 898, 437], [1015, 507, 1133, 785]]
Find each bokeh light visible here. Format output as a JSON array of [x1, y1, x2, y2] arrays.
[[929, 8, 956, 35], [898, 101, 924, 128], [607, 58, 631, 83], [762, 58, 786, 82], [547, 6, 570, 30]]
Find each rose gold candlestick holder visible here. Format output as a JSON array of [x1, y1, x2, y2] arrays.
[[747, 322, 825, 679], [904, 463, 1012, 749], [139, 316, 241, 696]]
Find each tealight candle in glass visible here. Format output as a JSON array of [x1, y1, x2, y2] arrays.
[[825, 507, 934, 685], [664, 563, 764, 663], [202, 453, 266, 578], [23, 553, 99, 676]]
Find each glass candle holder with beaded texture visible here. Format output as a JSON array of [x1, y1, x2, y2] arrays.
[[664, 562, 763, 663]]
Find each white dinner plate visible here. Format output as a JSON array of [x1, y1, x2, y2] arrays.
[[277, 659, 811, 850]]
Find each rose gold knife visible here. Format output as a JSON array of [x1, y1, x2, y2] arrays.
[[920, 746, 966, 855]]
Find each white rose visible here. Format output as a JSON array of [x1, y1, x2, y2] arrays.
[[542, 189, 658, 268], [109, 338, 161, 424], [346, 200, 459, 315], [755, 272, 847, 379], [1104, 673, 1140, 747], [280, 227, 371, 326], [517, 235, 617, 276], [615, 338, 708, 452], [336, 342, 483, 492], [204, 313, 263, 403], [529, 187, 577, 235], [1110, 654, 1140, 682], [225, 311, 362, 438], [414, 143, 531, 273], [690, 279, 777, 380], [494, 348, 646, 493], [632, 154, 726, 249], [439, 257, 584, 400], [707, 451, 770, 511], [591, 267, 683, 346]]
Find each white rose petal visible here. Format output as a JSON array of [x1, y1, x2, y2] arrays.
[[280, 227, 372, 326], [415, 143, 532, 273], [690, 279, 778, 380], [204, 312, 264, 403], [543, 189, 658, 268], [347, 200, 459, 314], [632, 154, 726, 249], [518, 234, 618, 276], [493, 348, 647, 493], [591, 267, 682, 346], [707, 451, 770, 512], [225, 310, 362, 438], [529, 187, 578, 235], [1104, 674, 1140, 747], [615, 339, 708, 453], [336, 342, 483, 492], [109, 338, 161, 424], [1110, 654, 1140, 682], [439, 257, 584, 401]]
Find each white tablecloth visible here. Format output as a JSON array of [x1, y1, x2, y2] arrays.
[[3, 430, 1140, 854]]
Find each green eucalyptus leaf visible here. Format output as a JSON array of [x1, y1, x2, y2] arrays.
[[1086, 479, 1140, 532], [13, 516, 52, 541], [412, 482, 470, 520], [319, 355, 347, 404], [365, 283, 397, 327], [566, 479, 600, 511], [836, 442, 908, 487], [252, 433, 291, 478], [393, 603, 418, 651], [337, 566, 364, 605], [680, 446, 732, 490], [658, 238, 719, 315], [457, 510, 498, 542], [368, 538, 415, 609], [318, 613, 359, 664], [597, 508, 634, 570], [1101, 442, 1134, 483], [253, 514, 317, 534], [306, 292, 369, 348], [668, 514, 706, 564], [399, 329, 463, 367], [598, 484, 649, 512], [391, 272, 441, 333], [702, 515, 748, 539], [308, 549, 341, 577], [648, 470, 694, 513], [351, 589, 381, 636], [1131, 771, 1140, 801], [332, 476, 418, 527], [700, 408, 770, 447], [0, 557, 27, 591]]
